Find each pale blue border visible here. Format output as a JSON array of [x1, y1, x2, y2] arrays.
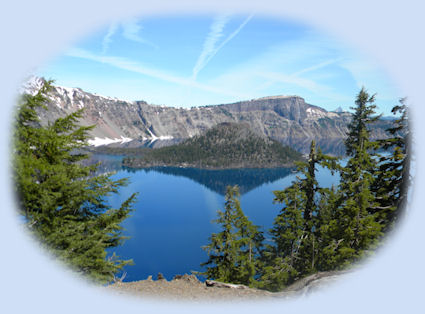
[[1, 1, 423, 313]]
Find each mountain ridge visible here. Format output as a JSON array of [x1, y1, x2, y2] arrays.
[[21, 77, 393, 154]]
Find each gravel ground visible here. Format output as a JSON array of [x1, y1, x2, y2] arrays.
[[106, 274, 277, 302], [106, 271, 349, 302]]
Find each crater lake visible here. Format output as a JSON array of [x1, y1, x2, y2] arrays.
[[91, 154, 341, 282]]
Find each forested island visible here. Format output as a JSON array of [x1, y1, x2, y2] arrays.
[[122, 122, 303, 169]]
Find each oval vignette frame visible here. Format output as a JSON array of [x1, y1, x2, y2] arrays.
[[0, 1, 423, 314]]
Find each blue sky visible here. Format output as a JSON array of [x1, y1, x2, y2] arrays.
[[37, 14, 401, 115]]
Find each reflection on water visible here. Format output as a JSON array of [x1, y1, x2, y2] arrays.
[[95, 156, 300, 281], [86, 153, 340, 281], [128, 166, 294, 195], [85, 154, 295, 195]]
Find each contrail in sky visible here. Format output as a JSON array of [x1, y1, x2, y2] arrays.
[[192, 14, 253, 80]]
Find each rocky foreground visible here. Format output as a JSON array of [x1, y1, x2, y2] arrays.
[[106, 271, 350, 302]]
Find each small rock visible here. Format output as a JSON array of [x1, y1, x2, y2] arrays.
[[181, 274, 199, 283], [205, 280, 248, 289], [146, 275, 152, 281], [157, 272, 165, 280], [172, 274, 184, 280]]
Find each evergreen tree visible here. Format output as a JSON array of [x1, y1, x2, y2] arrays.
[[258, 141, 339, 291], [315, 185, 344, 271], [13, 80, 136, 283], [331, 87, 382, 266], [256, 89, 410, 291], [373, 99, 411, 230], [298, 141, 341, 273], [201, 185, 263, 286], [257, 182, 304, 291]]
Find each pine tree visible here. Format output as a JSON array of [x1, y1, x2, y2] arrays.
[[258, 182, 304, 291], [201, 185, 263, 286], [314, 184, 347, 270], [331, 87, 382, 266], [257, 89, 409, 290], [13, 80, 137, 283], [372, 99, 411, 230], [298, 141, 341, 273], [258, 141, 339, 291]]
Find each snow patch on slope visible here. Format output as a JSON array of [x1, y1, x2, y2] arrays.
[[306, 107, 327, 118], [306, 107, 340, 119], [155, 135, 174, 140], [20, 76, 45, 95], [88, 136, 133, 147]]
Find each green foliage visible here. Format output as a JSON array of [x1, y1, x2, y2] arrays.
[[258, 140, 339, 290], [123, 122, 303, 169], [202, 87, 410, 292], [13, 81, 136, 284], [258, 183, 304, 291], [345, 87, 381, 155], [372, 99, 411, 230], [314, 185, 344, 270], [332, 88, 383, 264], [201, 185, 264, 286]]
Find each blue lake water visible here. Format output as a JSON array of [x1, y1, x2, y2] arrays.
[[94, 155, 340, 282]]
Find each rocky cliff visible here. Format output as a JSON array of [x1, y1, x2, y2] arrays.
[[21, 77, 392, 153]]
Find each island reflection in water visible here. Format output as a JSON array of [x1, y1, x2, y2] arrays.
[[126, 166, 294, 195], [86, 153, 339, 281]]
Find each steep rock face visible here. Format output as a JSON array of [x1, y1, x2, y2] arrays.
[[21, 77, 392, 152], [218, 96, 356, 143]]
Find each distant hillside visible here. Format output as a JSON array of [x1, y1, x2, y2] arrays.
[[122, 122, 303, 169], [22, 77, 394, 154]]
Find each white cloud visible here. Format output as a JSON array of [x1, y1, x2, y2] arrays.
[[192, 14, 230, 80], [292, 58, 344, 77], [121, 17, 158, 49], [66, 48, 247, 99], [101, 18, 158, 53], [75, 26, 388, 107], [203, 40, 351, 103], [204, 14, 253, 68], [192, 14, 253, 80], [102, 22, 118, 54], [121, 18, 143, 42]]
